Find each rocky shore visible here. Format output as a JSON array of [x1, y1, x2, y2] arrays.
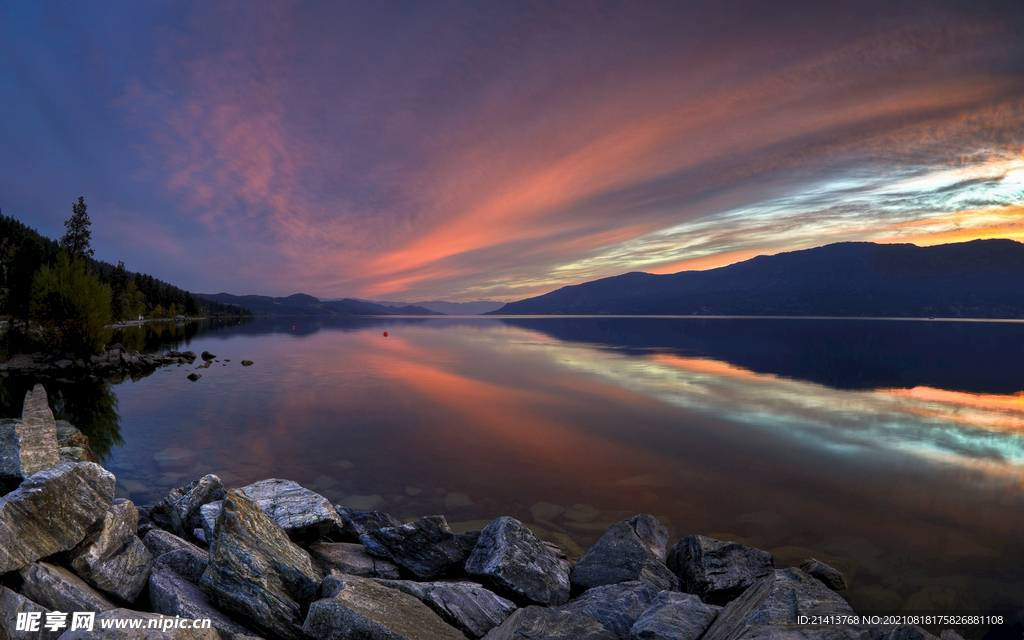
[[0, 346, 253, 382], [0, 386, 975, 639]]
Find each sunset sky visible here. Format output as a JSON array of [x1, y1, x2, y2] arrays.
[[2, 1, 1022, 302]]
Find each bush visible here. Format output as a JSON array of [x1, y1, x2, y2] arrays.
[[29, 253, 112, 356]]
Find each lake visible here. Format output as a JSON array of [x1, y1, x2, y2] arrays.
[[7, 316, 1024, 634]]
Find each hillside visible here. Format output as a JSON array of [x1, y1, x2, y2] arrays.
[[196, 292, 442, 316]]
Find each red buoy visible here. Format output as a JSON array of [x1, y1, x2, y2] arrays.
[[383, 331, 388, 337]]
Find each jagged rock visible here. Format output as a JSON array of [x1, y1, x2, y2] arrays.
[[375, 579, 517, 639], [56, 608, 221, 639], [199, 501, 220, 542], [336, 507, 404, 540], [799, 558, 848, 591], [571, 515, 679, 592], [701, 567, 863, 640], [151, 474, 225, 539], [667, 535, 773, 605], [558, 581, 658, 640], [149, 563, 258, 640], [199, 490, 321, 640], [142, 528, 211, 584], [360, 515, 469, 578], [630, 591, 720, 640], [303, 574, 464, 640], [481, 606, 618, 640], [68, 499, 153, 602], [0, 385, 60, 492], [142, 528, 208, 562], [465, 516, 572, 606], [0, 462, 115, 573], [237, 478, 342, 542], [0, 586, 61, 640], [308, 541, 401, 579], [19, 562, 117, 613]]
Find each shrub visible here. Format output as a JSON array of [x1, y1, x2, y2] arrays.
[[29, 253, 112, 356]]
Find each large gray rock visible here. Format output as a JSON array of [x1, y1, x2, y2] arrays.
[[68, 499, 153, 602], [336, 507, 403, 540], [375, 579, 517, 639], [559, 581, 658, 640], [199, 489, 322, 640], [0, 385, 60, 492], [630, 591, 720, 640], [359, 515, 469, 578], [205, 478, 342, 542], [19, 562, 117, 613], [667, 535, 773, 605], [0, 462, 115, 573], [142, 528, 209, 584], [701, 567, 864, 640], [481, 606, 618, 640], [0, 586, 61, 640], [149, 562, 258, 640], [56, 608, 221, 639], [465, 516, 572, 606], [308, 541, 401, 579], [304, 574, 465, 640], [151, 474, 225, 539], [571, 515, 679, 592]]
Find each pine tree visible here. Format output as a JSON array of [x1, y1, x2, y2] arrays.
[[60, 196, 94, 259]]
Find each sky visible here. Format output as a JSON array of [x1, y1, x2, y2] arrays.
[[1, 1, 1023, 302]]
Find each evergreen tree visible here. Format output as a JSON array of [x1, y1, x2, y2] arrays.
[[60, 196, 94, 259]]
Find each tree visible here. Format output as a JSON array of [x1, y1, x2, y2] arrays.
[[60, 196, 94, 259], [5, 236, 46, 319], [29, 253, 111, 355], [109, 260, 129, 321]]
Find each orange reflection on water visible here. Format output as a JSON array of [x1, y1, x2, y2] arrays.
[[877, 386, 1024, 433]]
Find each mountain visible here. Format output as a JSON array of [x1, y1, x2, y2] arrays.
[[487, 239, 1024, 318], [195, 293, 442, 316], [337, 299, 505, 315]]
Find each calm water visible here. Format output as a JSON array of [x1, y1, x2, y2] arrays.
[[8, 316, 1024, 633]]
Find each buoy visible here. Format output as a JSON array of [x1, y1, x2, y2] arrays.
[[383, 331, 388, 337], [292, 326, 295, 329]]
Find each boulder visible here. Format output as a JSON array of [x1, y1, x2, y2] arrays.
[[360, 515, 469, 579], [0, 462, 115, 573], [56, 608, 221, 639], [629, 591, 720, 640], [0, 586, 61, 640], [143, 529, 211, 584], [151, 474, 225, 539], [68, 499, 153, 602], [149, 563, 258, 640], [667, 535, 773, 605], [238, 478, 342, 542], [142, 528, 209, 562], [558, 581, 658, 640], [241, 360, 254, 366], [799, 558, 848, 592], [303, 574, 464, 640], [201, 351, 216, 360], [186, 373, 201, 381], [481, 606, 618, 640], [571, 515, 679, 592], [307, 541, 401, 579], [18, 562, 117, 613], [464, 516, 572, 606], [336, 507, 404, 540], [375, 579, 517, 638], [199, 490, 321, 640], [0, 385, 60, 492]]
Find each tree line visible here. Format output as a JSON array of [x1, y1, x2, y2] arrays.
[[1, 200, 251, 356]]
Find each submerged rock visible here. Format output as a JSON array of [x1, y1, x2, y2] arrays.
[[667, 535, 773, 605], [464, 516, 571, 606], [360, 515, 469, 579], [570, 514, 678, 592], [375, 579, 517, 639]]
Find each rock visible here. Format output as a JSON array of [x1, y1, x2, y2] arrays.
[[237, 478, 342, 542], [465, 516, 572, 606], [0, 586, 61, 640], [19, 562, 117, 613], [0, 385, 60, 492], [799, 558, 848, 591], [68, 499, 153, 602], [629, 591, 720, 640], [558, 581, 658, 640], [481, 606, 618, 640], [667, 535, 773, 605], [241, 360, 254, 366], [199, 490, 321, 640], [142, 527, 208, 561], [360, 515, 469, 579], [700, 567, 862, 640], [303, 574, 464, 640], [571, 515, 679, 592], [201, 351, 216, 360], [0, 462, 115, 573], [307, 541, 401, 579], [151, 474, 225, 539], [336, 507, 403, 540], [375, 579, 517, 638], [56, 608, 221, 639], [149, 563, 257, 640], [531, 501, 564, 522], [199, 501, 221, 542], [187, 373, 201, 381]]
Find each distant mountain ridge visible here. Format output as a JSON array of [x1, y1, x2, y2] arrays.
[[488, 239, 1024, 318], [195, 292, 442, 316], [332, 299, 505, 315]]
